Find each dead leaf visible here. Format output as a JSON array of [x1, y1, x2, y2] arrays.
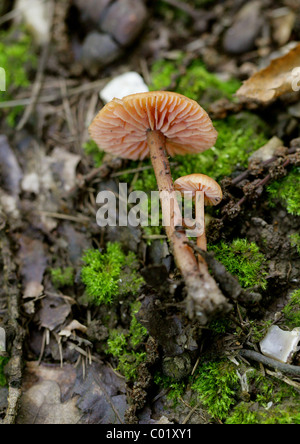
[[72, 363, 127, 424], [236, 43, 300, 103], [17, 380, 81, 424], [17, 235, 48, 299], [19, 361, 127, 424], [37, 296, 71, 331]]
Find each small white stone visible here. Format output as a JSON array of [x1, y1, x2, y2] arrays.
[[100, 72, 149, 104], [22, 172, 40, 194], [15, 0, 52, 45], [260, 325, 300, 364]]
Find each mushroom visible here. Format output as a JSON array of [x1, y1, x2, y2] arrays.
[[89, 91, 230, 323], [174, 174, 223, 252]]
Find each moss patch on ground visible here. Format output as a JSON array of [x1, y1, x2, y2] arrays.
[[267, 167, 300, 216], [226, 369, 300, 424], [210, 238, 268, 290], [0, 357, 9, 387], [150, 58, 241, 106], [0, 28, 37, 126], [105, 301, 148, 380], [50, 267, 75, 289], [282, 289, 300, 328], [81, 242, 144, 305]]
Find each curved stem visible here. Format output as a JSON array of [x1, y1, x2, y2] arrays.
[[147, 130, 230, 324], [195, 191, 207, 252]]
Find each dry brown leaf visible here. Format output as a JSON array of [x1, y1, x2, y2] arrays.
[[236, 43, 300, 103], [17, 235, 48, 299], [17, 380, 81, 424]]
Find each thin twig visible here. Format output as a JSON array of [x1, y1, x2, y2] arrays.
[[0, 79, 109, 109], [239, 349, 300, 377]]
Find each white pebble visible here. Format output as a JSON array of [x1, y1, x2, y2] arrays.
[[100, 72, 149, 104], [260, 325, 300, 364], [15, 0, 52, 45]]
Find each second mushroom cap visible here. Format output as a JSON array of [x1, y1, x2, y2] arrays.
[[174, 173, 223, 206]]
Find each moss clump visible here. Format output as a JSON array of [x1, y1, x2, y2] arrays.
[[81, 243, 144, 305], [176, 113, 268, 181], [226, 369, 300, 424], [150, 59, 240, 104], [0, 357, 9, 387], [105, 302, 148, 380], [83, 140, 105, 167], [290, 233, 300, 255], [267, 167, 300, 216], [210, 239, 268, 290], [50, 267, 74, 289], [0, 28, 37, 126], [226, 401, 300, 424], [153, 372, 186, 406], [192, 360, 240, 420], [282, 289, 300, 328]]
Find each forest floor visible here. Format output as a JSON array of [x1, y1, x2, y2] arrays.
[[0, 0, 300, 424]]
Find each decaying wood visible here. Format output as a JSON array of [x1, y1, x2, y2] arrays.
[[0, 232, 24, 424]]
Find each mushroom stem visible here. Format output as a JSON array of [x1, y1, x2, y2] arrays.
[[195, 190, 207, 252], [147, 130, 230, 324]]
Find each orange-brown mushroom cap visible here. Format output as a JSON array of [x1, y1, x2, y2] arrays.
[[89, 91, 218, 160], [174, 174, 223, 206]]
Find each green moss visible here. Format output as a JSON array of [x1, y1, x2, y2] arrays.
[[226, 370, 300, 424], [226, 400, 300, 424], [175, 114, 268, 181], [106, 302, 148, 380], [0, 357, 9, 387], [290, 233, 300, 255], [177, 62, 241, 104], [50, 267, 74, 289], [129, 301, 148, 348], [210, 239, 268, 290], [191, 360, 240, 420], [153, 372, 186, 406], [150, 59, 240, 104], [83, 140, 105, 167], [0, 28, 37, 126], [267, 167, 300, 216], [81, 243, 144, 305], [282, 289, 300, 328], [248, 319, 273, 343]]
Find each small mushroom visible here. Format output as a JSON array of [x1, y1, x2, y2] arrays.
[[174, 174, 223, 252], [89, 91, 229, 323]]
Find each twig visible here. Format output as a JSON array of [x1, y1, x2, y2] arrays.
[[265, 369, 300, 391], [231, 147, 296, 186], [0, 79, 109, 109], [16, 0, 55, 130], [39, 211, 90, 224], [239, 349, 300, 377]]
